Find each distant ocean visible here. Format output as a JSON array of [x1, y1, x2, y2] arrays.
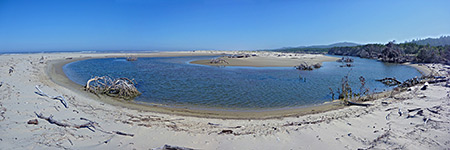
[[0, 50, 179, 54]]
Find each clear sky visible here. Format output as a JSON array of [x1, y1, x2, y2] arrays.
[[0, 0, 449, 52]]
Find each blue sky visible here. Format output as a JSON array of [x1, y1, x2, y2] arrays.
[[0, 0, 449, 52]]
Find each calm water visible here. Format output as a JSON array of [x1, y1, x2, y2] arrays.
[[63, 56, 421, 110]]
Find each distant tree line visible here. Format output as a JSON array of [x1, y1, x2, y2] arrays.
[[274, 35, 450, 64], [327, 42, 450, 64], [409, 35, 450, 46]]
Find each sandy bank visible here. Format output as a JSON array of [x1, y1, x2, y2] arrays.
[[0, 51, 449, 149], [190, 52, 336, 67], [406, 63, 432, 75]]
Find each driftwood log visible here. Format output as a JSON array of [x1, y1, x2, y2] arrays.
[[346, 101, 372, 107], [210, 58, 229, 64], [126, 56, 138, 61], [35, 85, 69, 108], [376, 78, 402, 86], [153, 144, 194, 150], [227, 54, 255, 58], [35, 112, 134, 137], [9, 66, 14, 74], [336, 57, 354, 63], [339, 63, 353, 67], [85, 76, 141, 100]]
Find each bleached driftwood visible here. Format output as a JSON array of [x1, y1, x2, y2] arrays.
[[347, 101, 372, 107], [112, 131, 134, 137], [295, 62, 314, 70], [210, 58, 229, 64], [376, 77, 402, 86], [35, 112, 71, 127], [85, 76, 141, 100], [35, 112, 134, 137], [35, 85, 68, 108], [152, 144, 194, 150]]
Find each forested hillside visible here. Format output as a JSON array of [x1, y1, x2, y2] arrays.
[[328, 42, 450, 64], [273, 36, 450, 64], [408, 36, 450, 46]]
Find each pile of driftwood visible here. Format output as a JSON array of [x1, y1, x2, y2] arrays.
[[399, 77, 420, 88], [336, 57, 354, 63], [153, 145, 194, 150], [126, 56, 138, 61], [227, 54, 256, 58], [376, 78, 402, 86], [210, 58, 229, 64], [378, 75, 448, 88], [85, 76, 141, 100], [295, 62, 321, 71], [339, 63, 353, 67], [337, 57, 354, 67]]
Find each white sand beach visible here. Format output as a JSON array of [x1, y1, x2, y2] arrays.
[[0, 51, 449, 149]]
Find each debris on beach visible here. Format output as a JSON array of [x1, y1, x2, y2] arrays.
[[27, 119, 38, 125], [39, 56, 45, 63], [379, 73, 449, 88], [219, 130, 234, 134], [152, 144, 194, 150], [210, 58, 229, 64], [339, 63, 353, 67], [85, 76, 141, 100], [336, 57, 354, 67], [35, 112, 135, 137], [376, 78, 402, 86], [336, 57, 354, 63], [126, 56, 138, 61], [420, 82, 429, 90], [227, 53, 256, 58], [347, 101, 372, 107], [295, 62, 321, 70], [35, 85, 69, 108], [8, 66, 14, 75]]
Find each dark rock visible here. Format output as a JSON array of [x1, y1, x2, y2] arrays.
[[27, 119, 38, 125], [313, 63, 322, 68]]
